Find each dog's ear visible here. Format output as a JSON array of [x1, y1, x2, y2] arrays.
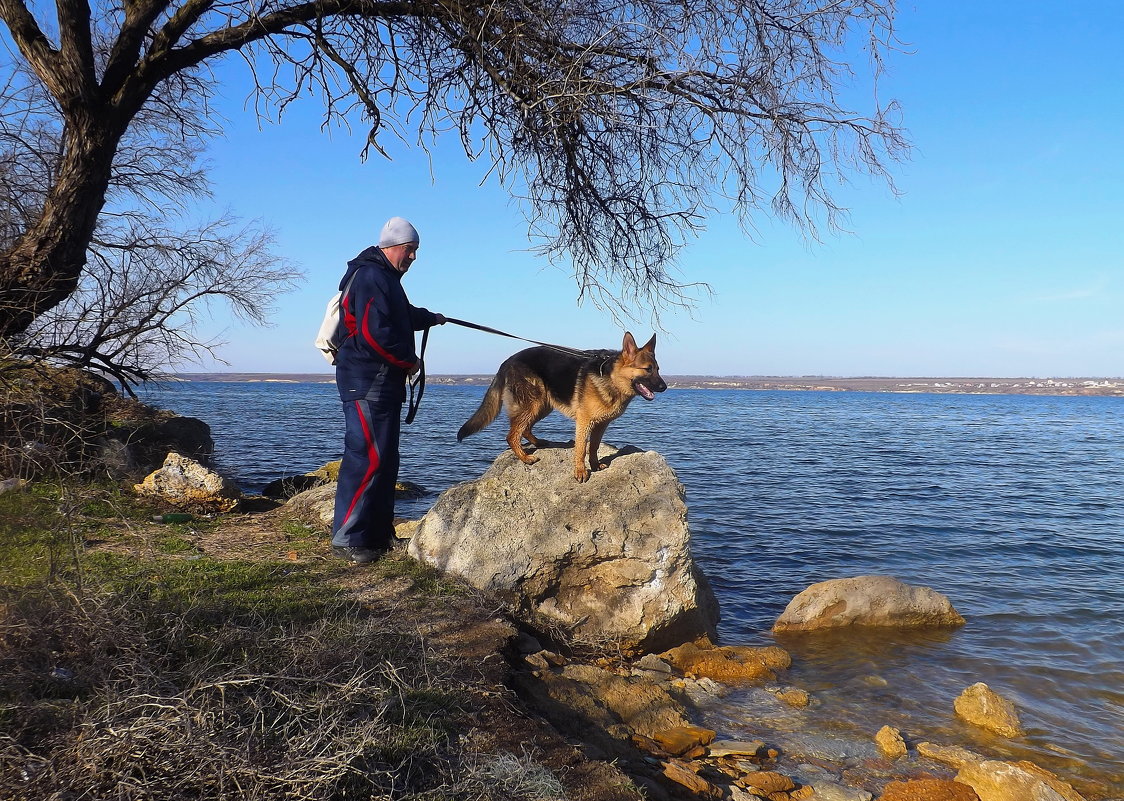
[[640, 333, 656, 352], [622, 331, 638, 357]]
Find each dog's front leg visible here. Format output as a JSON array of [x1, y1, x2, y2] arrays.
[[573, 416, 593, 482], [588, 420, 610, 473]]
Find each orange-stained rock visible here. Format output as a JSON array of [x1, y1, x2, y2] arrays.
[[662, 760, 724, 799], [660, 641, 791, 682], [956, 758, 1087, 801], [738, 770, 796, 794], [880, 778, 980, 801], [953, 683, 1024, 738], [651, 724, 717, 756], [876, 725, 908, 759]]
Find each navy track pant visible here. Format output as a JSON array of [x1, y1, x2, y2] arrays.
[[331, 397, 401, 549]]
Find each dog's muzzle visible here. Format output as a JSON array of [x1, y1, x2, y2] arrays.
[[634, 377, 666, 400]]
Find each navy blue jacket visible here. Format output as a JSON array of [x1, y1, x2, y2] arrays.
[[335, 246, 437, 402]]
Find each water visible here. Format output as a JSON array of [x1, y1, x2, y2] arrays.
[[142, 382, 1124, 797]]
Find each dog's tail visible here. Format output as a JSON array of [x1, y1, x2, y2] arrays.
[[457, 372, 505, 441]]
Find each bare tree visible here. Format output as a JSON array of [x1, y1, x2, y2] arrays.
[[1, 0, 907, 338], [20, 214, 299, 391], [0, 49, 297, 389]]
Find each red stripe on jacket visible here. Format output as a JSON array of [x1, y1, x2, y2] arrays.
[[361, 298, 416, 370]]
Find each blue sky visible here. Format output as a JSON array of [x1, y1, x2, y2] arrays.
[[189, 2, 1123, 378]]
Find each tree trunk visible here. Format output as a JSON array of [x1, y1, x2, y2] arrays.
[[0, 113, 123, 340]]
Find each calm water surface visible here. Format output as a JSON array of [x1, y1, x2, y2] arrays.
[[142, 383, 1124, 797]]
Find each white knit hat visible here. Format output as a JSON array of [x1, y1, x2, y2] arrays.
[[378, 217, 420, 248]]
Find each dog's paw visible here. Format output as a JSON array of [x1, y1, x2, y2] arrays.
[[574, 466, 590, 483], [519, 454, 539, 466]]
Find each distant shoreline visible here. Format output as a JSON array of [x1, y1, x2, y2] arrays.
[[171, 373, 1124, 397]]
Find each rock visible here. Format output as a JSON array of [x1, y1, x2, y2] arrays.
[[285, 483, 336, 529], [635, 653, 674, 674], [708, 740, 766, 759], [954, 683, 1024, 737], [659, 641, 790, 682], [284, 481, 423, 531], [133, 452, 239, 511], [917, 742, 983, 770], [650, 725, 716, 756], [407, 445, 718, 652], [262, 474, 327, 500], [738, 770, 796, 794], [0, 477, 26, 495], [680, 676, 727, 706], [772, 576, 965, 632], [514, 661, 691, 755], [955, 760, 1086, 801], [661, 760, 724, 799], [875, 725, 908, 759], [775, 687, 810, 708], [879, 779, 980, 801], [805, 781, 874, 801]]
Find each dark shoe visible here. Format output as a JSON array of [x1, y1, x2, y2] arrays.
[[332, 545, 387, 564]]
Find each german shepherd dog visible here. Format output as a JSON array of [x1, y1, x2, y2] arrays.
[[457, 332, 667, 482]]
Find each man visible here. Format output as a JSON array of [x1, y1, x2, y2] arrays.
[[331, 217, 445, 563]]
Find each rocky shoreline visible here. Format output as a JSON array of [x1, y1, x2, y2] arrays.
[[125, 439, 1116, 801]]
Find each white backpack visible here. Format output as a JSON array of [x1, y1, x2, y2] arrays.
[[314, 272, 358, 365]]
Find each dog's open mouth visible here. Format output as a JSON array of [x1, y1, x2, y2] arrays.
[[634, 380, 656, 400]]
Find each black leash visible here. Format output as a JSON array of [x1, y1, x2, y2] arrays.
[[442, 317, 593, 358], [405, 326, 429, 425], [404, 317, 597, 424]]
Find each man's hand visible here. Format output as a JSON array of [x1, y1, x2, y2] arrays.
[[434, 313, 447, 325], [408, 362, 421, 377]]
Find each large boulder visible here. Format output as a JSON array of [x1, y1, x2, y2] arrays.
[[407, 443, 718, 652], [133, 452, 240, 511], [773, 575, 965, 632]]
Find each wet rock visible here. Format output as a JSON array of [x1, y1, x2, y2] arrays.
[[133, 452, 239, 511], [738, 770, 796, 794], [775, 687, 811, 708], [917, 742, 983, 769], [804, 781, 873, 801], [651, 724, 716, 756], [772, 576, 965, 632], [407, 445, 719, 652], [875, 725, 908, 759], [955, 760, 1086, 801], [953, 682, 1024, 738], [708, 740, 766, 759], [659, 641, 791, 682], [879, 778, 980, 801], [679, 676, 727, 706]]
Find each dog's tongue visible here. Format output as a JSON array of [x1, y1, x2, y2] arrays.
[[637, 382, 655, 400]]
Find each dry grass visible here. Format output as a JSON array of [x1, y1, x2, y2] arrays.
[[0, 482, 640, 801]]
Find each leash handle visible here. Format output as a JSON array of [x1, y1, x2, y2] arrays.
[[405, 326, 429, 424], [443, 317, 590, 357]]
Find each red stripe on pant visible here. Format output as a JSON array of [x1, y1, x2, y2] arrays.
[[341, 400, 379, 531]]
